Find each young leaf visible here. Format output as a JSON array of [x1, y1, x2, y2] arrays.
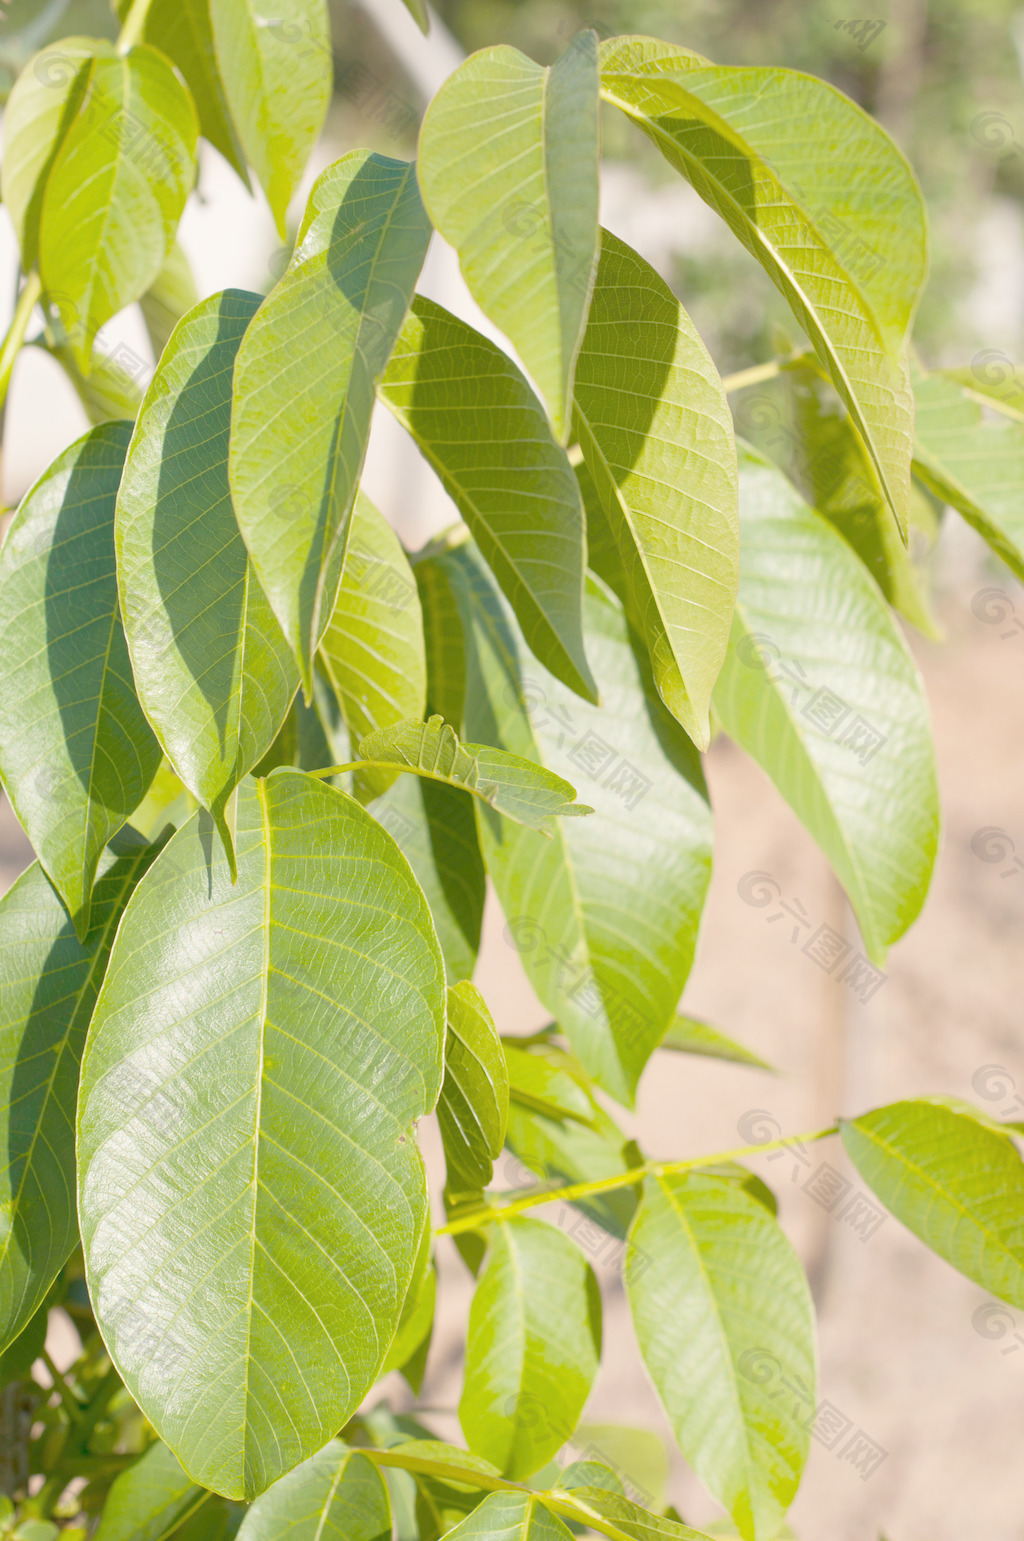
[[338, 716, 593, 832], [378, 301, 597, 704], [626, 1170, 815, 1541], [116, 289, 298, 871], [236, 1443, 391, 1541], [208, 0, 331, 235], [573, 229, 739, 751], [39, 45, 199, 369], [230, 152, 432, 685], [600, 36, 925, 538], [0, 831, 162, 1355], [712, 445, 939, 962], [0, 421, 161, 934], [459, 1219, 601, 1478], [447, 543, 712, 1106], [418, 32, 600, 441], [77, 772, 446, 1499], [439, 982, 509, 1196], [141, 240, 200, 362], [912, 367, 1024, 583], [318, 494, 426, 800], [659, 1016, 773, 1071], [93, 1440, 209, 1541], [840, 1099, 1024, 1308]]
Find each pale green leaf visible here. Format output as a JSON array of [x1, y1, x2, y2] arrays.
[[554, 1487, 711, 1541], [600, 35, 925, 537], [564, 1424, 668, 1512], [378, 303, 597, 704], [381, 1241, 436, 1391], [573, 229, 738, 750], [318, 494, 425, 800], [93, 1440, 209, 1541], [0, 831, 162, 1354], [237, 1443, 390, 1541], [342, 716, 593, 832], [39, 45, 198, 369], [626, 1170, 815, 1541], [712, 445, 938, 962], [439, 981, 509, 1196], [659, 1016, 773, 1071], [446, 543, 712, 1105], [134, 0, 249, 185], [460, 1221, 601, 1478], [840, 1098, 1024, 1308], [911, 367, 1024, 584], [502, 1042, 598, 1128], [436, 1494, 574, 1541], [77, 772, 445, 1498], [504, 1084, 641, 1240], [141, 241, 200, 363], [416, 541, 469, 728], [398, 0, 429, 33], [418, 33, 599, 441], [208, 0, 330, 233], [0, 421, 161, 933], [230, 152, 432, 685], [117, 290, 298, 870]]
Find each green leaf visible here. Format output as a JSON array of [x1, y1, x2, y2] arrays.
[[504, 1091, 641, 1241], [0, 1298, 48, 1386], [0, 421, 161, 933], [573, 229, 738, 750], [398, 0, 429, 33], [141, 241, 200, 363], [911, 367, 1024, 583], [554, 1486, 710, 1541], [0, 831, 162, 1355], [626, 1170, 815, 1541], [237, 1443, 391, 1541], [318, 494, 426, 800], [378, 304, 597, 704], [381, 1241, 436, 1392], [340, 716, 592, 832], [439, 982, 509, 1197], [418, 33, 600, 442], [39, 44, 198, 369], [93, 1441, 209, 1541], [711, 445, 939, 962], [1, 39, 97, 271], [600, 36, 925, 537], [229, 152, 432, 685], [839, 1099, 1024, 1308], [434, 1495, 574, 1541], [416, 544, 469, 728], [446, 543, 712, 1105], [459, 1217, 601, 1479], [77, 772, 446, 1498], [659, 1016, 773, 1071], [368, 774, 485, 985], [208, 0, 331, 235], [502, 1043, 598, 1128], [133, 0, 249, 186], [116, 289, 298, 870]]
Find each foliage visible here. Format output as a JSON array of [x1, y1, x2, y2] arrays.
[[0, 3, 1021, 1540]]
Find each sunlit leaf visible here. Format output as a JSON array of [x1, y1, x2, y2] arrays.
[[93, 1440, 209, 1541], [133, 0, 249, 185], [659, 1016, 773, 1071], [439, 982, 509, 1197], [237, 1444, 391, 1541]]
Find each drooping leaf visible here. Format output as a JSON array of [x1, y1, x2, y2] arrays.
[[460, 1221, 601, 1478], [418, 33, 600, 441], [77, 772, 445, 1498], [237, 1442, 391, 1541], [378, 300, 597, 703], [434, 1494, 575, 1541], [659, 1016, 773, 1071], [230, 152, 432, 685], [369, 774, 485, 984], [600, 36, 925, 537], [626, 1170, 815, 1541], [0, 421, 161, 933], [712, 445, 939, 962], [416, 541, 469, 728], [840, 1099, 1024, 1308], [38, 44, 198, 369], [318, 494, 426, 799], [93, 1440, 209, 1541], [911, 367, 1024, 583], [0, 831, 162, 1355], [116, 289, 298, 870], [573, 229, 738, 750], [446, 543, 712, 1105], [439, 982, 509, 1197], [337, 716, 593, 832], [132, 0, 249, 185], [141, 240, 200, 362]]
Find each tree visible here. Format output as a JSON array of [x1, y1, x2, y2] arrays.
[[0, 3, 1022, 1539]]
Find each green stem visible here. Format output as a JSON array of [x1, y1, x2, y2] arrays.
[[41, 1349, 86, 1428], [0, 271, 42, 422], [437, 1125, 839, 1236], [117, 0, 154, 51], [721, 359, 783, 393]]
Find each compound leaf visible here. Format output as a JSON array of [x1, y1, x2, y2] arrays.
[[438, 982, 509, 1197]]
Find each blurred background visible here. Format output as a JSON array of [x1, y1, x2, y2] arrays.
[[1, 1, 1024, 1537]]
